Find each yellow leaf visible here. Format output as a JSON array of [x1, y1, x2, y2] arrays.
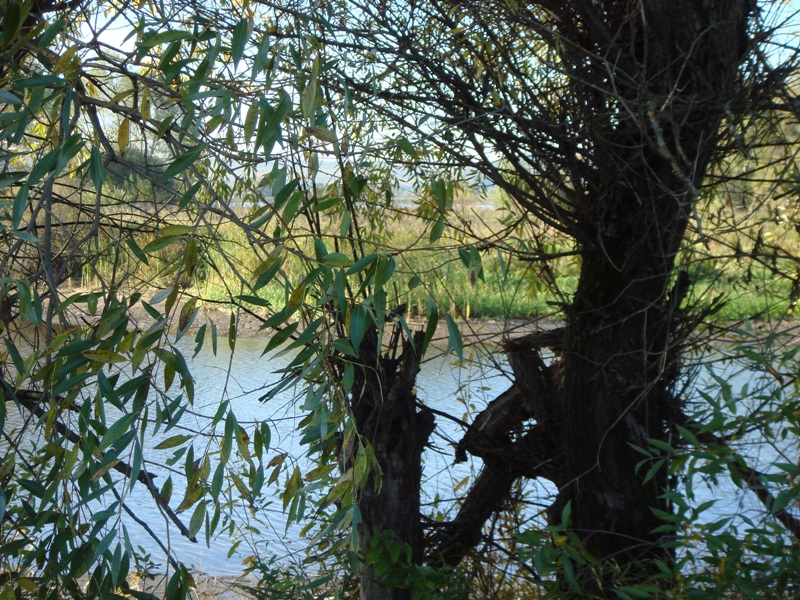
[[140, 87, 151, 122], [252, 255, 280, 279], [90, 459, 121, 481], [54, 46, 78, 75], [178, 297, 198, 332], [118, 117, 130, 156], [454, 475, 470, 492], [82, 349, 126, 364], [103, 89, 134, 108], [288, 282, 305, 308]]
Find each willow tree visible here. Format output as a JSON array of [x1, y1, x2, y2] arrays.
[[255, 0, 800, 591], [2, 0, 800, 597]]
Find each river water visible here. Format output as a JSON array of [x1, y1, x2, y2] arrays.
[[3, 335, 795, 576]]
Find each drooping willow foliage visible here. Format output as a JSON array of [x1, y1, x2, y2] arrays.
[[1, 1, 799, 598]]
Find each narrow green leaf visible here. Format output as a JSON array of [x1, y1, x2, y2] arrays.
[[178, 181, 202, 209], [11, 230, 38, 242], [343, 363, 355, 393], [422, 299, 438, 355], [129, 439, 142, 492], [648, 439, 675, 453], [194, 323, 207, 357], [253, 256, 283, 292], [185, 238, 198, 279], [251, 32, 272, 80], [211, 462, 225, 499], [99, 413, 137, 452], [188, 501, 207, 539], [314, 196, 343, 212], [156, 115, 174, 139], [154, 434, 193, 450], [444, 313, 463, 361], [228, 312, 236, 351], [2, 0, 25, 48], [430, 217, 444, 243], [11, 183, 29, 231], [230, 18, 250, 67], [0, 89, 22, 106], [143, 235, 181, 253], [346, 254, 378, 275], [350, 304, 369, 354], [236, 294, 271, 308], [265, 322, 298, 353], [138, 29, 193, 50], [373, 255, 395, 290], [397, 137, 417, 156], [272, 178, 299, 211], [3, 339, 25, 378], [160, 476, 173, 504], [163, 144, 205, 180], [93, 529, 117, 561], [332, 338, 356, 356], [259, 92, 292, 157], [322, 252, 353, 269], [0, 171, 26, 189], [642, 458, 666, 484]]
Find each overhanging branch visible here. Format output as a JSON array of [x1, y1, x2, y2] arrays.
[[3, 384, 197, 543]]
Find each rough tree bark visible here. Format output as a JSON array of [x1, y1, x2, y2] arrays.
[[347, 325, 434, 600], [425, 0, 757, 588], [555, 0, 753, 580]]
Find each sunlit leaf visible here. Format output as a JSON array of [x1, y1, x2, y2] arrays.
[[118, 117, 130, 156], [138, 29, 193, 50], [243, 101, 260, 144], [322, 252, 353, 269], [82, 349, 126, 364]]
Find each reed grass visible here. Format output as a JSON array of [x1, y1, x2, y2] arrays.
[[66, 186, 796, 323]]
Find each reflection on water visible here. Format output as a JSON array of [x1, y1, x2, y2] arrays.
[[1, 336, 529, 576], [3, 335, 795, 576]]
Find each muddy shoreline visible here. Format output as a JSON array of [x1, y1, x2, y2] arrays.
[[46, 287, 797, 349], [51, 287, 549, 346]]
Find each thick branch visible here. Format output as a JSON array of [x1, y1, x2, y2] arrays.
[[429, 330, 566, 566]]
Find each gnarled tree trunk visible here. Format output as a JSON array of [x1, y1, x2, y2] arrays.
[[426, 0, 755, 590], [349, 327, 434, 600], [555, 0, 753, 583]]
